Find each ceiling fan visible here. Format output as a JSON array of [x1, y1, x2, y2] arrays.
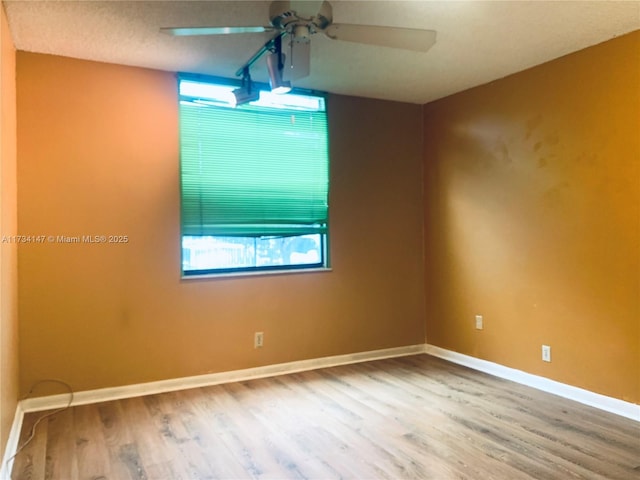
[[161, 1, 436, 87]]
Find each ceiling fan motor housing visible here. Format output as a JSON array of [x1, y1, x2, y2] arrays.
[[269, 1, 333, 32]]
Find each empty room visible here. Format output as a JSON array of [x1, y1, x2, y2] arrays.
[[0, 1, 638, 479]]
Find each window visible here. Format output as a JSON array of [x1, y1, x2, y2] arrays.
[[179, 76, 330, 276]]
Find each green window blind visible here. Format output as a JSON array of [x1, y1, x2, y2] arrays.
[[179, 78, 329, 237]]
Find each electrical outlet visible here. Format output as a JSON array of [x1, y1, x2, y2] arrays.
[[254, 332, 264, 349], [475, 315, 483, 330], [542, 345, 551, 362]]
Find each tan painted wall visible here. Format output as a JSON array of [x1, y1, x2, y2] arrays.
[[16, 52, 425, 395], [424, 31, 640, 404], [0, 3, 18, 458]]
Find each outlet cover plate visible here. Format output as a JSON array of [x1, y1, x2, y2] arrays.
[[542, 345, 551, 362]]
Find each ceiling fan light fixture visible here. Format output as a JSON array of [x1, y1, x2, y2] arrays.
[[266, 51, 292, 94]]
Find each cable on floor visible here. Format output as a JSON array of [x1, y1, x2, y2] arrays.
[[4, 379, 74, 470]]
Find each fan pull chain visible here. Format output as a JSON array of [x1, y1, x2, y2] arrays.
[[290, 37, 294, 69]]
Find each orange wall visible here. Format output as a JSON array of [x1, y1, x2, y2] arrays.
[[0, 2, 18, 459], [423, 31, 640, 404], [16, 53, 425, 394]]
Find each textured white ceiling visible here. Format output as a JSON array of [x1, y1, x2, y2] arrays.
[[3, 1, 639, 104]]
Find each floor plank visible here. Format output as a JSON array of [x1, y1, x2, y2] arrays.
[[11, 354, 640, 479]]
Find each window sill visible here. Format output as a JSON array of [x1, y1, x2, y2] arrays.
[[181, 267, 332, 281]]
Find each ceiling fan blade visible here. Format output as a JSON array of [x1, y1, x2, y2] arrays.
[[324, 24, 436, 52], [161, 26, 276, 36]]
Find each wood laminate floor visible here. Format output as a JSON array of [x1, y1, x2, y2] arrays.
[[10, 354, 640, 479]]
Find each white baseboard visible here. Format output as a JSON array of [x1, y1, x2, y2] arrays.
[[425, 344, 640, 422], [13, 343, 640, 420], [20, 344, 427, 413], [0, 403, 24, 480]]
